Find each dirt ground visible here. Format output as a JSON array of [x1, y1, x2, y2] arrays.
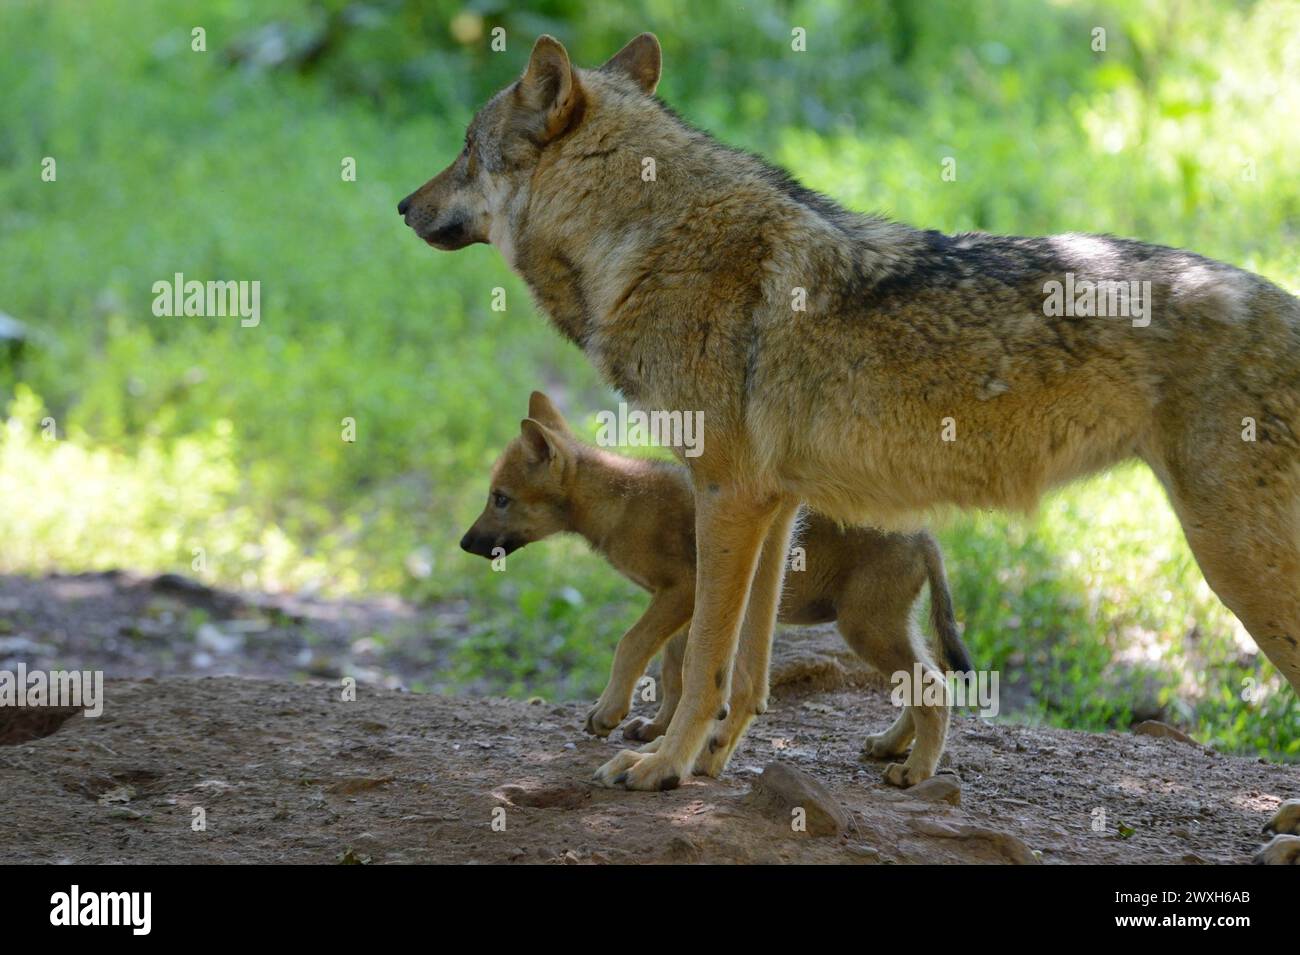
[[0, 571, 1295, 864]]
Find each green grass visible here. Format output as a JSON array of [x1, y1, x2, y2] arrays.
[[1, 0, 1297, 756]]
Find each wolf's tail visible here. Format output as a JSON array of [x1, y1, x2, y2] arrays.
[[918, 532, 974, 674]]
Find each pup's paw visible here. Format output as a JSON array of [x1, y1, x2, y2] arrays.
[[592, 749, 684, 791], [622, 716, 667, 743], [883, 761, 933, 788], [1253, 834, 1300, 865], [583, 701, 628, 738], [1263, 798, 1300, 835], [861, 733, 911, 760]]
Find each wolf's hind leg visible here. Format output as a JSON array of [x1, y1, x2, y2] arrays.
[[1152, 435, 1300, 861]]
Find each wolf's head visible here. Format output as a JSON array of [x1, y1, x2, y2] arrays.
[[397, 33, 662, 258], [459, 391, 581, 559]]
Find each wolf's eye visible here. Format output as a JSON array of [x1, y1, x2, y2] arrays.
[[493, 491, 510, 509]]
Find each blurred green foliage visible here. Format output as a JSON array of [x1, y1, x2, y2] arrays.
[[0, 0, 1296, 754]]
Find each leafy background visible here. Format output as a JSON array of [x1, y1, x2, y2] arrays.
[[1, 0, 1297, 756]]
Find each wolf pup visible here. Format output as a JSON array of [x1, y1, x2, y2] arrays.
[[461, 392, 974, 785], [400, 34, 1300, 854]]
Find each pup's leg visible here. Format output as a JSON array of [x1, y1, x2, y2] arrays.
[[593, 488, 781, 790], [854, 627, 949, 786], [862, 708, 915, 759], [623, 626, 687, 742], [829, 546, 949, 786], [839, 559, 949, 786], [585, 589, 693, 737], [693, 499, 799, 776]]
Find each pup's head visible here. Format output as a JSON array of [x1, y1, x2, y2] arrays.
[[397, 32, 662, 254], [459, 391, 580, 559]]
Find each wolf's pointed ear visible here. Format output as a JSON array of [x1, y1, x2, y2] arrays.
[[600, 33, 661, 94], [520, 418, 564, 466], [518, 35, 581, 139], [527, 391, 571, 433]]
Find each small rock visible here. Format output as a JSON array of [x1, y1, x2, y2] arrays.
[[910, 819, 1040, 864], [744, 762, 848, 836], [326, 776, 391, 795], [846, 844, 881, 860], [1263, 798, 1300, 834], [909, 774, 961, 806], [97, 785, 135, 806], [1133, 720, 1196, 745]]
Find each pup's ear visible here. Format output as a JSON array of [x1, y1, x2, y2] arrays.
[[518, 35, 582, 139], [520, 418, 564, 466], [527, 391, 571, 433], [600, 33, 661, 94]]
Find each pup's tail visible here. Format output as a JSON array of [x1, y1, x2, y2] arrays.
[[918, 532, 974, 674]]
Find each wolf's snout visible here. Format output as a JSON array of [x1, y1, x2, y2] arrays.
[[460, 530, 524, 559], [460, 530, 500, 558], [397, 193, 414, 216]]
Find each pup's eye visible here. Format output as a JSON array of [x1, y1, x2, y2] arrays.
[[493, 492, 510, 509]]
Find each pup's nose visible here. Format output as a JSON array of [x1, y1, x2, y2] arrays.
[[397, 193, 414, 216], [459, 532, 476, 554]]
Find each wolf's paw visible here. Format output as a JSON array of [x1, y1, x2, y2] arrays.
[[1263, 798, 1300, 835], [883, 761, 933, 788], [592, 749, 684, 791], [861, 733, 911, 760], [1253, 834, 1300, 865], [583, 701, 628, 738], [622, 716, 667, 743]]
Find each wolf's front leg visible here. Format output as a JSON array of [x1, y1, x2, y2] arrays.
[[693, 499, 799, 776], [593, 488, 781, 790], [585, 588, 693, 737]]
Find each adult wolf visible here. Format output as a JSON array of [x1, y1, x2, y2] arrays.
[[398, 33, 1300, 860]]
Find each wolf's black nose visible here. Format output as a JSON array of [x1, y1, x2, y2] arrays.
[[397, 194, 413, 216]]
